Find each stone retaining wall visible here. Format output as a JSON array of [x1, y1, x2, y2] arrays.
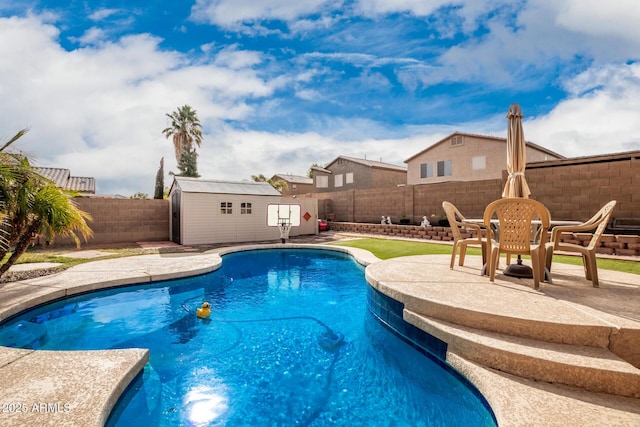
[[328, 222, 640, 257]]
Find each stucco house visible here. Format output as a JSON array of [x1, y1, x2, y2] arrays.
[[311, 156, 407, 193], [169, 177, 318, 245], [270, 174, 314, 196], [34, 167, 96, 194], [404, 132, 564, 185]]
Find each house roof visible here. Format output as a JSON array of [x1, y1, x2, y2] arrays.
[[34, 167, 96, 193], [271, 174, 313, 185], [527, 149, 640, 168], [324, 155, 407, 172], [403, 132, 566, 163], [172, 176, 282, 196]]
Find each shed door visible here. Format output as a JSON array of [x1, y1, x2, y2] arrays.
[[171, 190, 181, 243]]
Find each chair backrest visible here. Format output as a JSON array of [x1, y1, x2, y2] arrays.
[[442, 201, 466, 240], [483, 198, 550, 253], [583, 201, 617, 250]]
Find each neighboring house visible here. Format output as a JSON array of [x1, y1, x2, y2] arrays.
[[34, 167, 96, 194], [311, 156, 407, 193], [270, 174, 314, 196], [169, 177, 318, 245], [404, 132, 564, 185]]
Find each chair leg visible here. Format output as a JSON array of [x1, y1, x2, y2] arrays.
[[488, 247, 498, 282], [459, 243, 467, 266], [531, 250, 541, 290], [582, 254, 592, 281], [545, 247, 553, 272], [450, 242, 458, 269], [586, 252, 599, 288]]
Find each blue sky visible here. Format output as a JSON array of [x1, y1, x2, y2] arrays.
[[1, 0, 639, 196]]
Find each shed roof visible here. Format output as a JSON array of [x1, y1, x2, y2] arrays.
[[172, 177, 282, 196], [34, 167, 96, 193]]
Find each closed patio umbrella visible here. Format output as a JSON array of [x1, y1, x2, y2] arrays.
[[502, 103, 533, 277], [502, 103, 531, 198]]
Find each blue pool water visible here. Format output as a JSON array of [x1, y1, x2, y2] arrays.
[[0, 249, 496, 426]]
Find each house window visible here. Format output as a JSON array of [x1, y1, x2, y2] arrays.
[[292, 184, 297, 191], [472, 155, 486, 170], [335, 174, 343, 187], [220, 202, 232, 214], [450, 135, 464, 146], [437, 160, 452, 177], [346, 173, 353, 184], [316, 176, 328, 188], [241, 202, 252, 214], [420, 163, 434, 178]]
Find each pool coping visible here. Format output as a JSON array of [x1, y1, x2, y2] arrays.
[[0, 244, 638, 426]]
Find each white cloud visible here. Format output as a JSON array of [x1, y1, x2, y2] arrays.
[[0, 15, 277, 195], [525, 63, 640, 157], [88, 8, 120, 21], [553, 0, 640, 44], [355, 0, 453, 17], [190, 0, 336, 27]]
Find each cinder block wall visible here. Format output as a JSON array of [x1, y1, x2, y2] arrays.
[[306, 156, 639, 225], [526, 157, 639, 221], [50, 198, 169, 247]]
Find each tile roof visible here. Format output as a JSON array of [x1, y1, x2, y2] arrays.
[[325, 156, 407, 171], [34, 167, 96, 194]]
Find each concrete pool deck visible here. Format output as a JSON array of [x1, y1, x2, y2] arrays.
[[0, 242, 638, 426]]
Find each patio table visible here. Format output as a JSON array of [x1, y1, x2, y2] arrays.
[[464, 218, 581, 281]]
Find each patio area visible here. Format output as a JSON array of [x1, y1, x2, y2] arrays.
[[0, 239, 638, 426]]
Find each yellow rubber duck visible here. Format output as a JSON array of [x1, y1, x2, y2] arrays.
[[196, 302, 211, 318]]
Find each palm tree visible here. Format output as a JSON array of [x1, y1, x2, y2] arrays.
[[162, 105, 203, 165], [0, 129, 93, 277]]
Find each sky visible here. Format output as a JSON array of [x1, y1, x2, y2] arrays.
[[1, 0, 639, 196]]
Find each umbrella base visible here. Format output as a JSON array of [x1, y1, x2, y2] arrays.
[[503, 258, 533, 279]]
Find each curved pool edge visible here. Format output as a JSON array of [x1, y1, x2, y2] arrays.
[[366, 254, 640, 427], [0, 244, 380, 427]]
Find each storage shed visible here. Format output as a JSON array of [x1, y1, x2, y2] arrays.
[[169, 177, 318, 245]]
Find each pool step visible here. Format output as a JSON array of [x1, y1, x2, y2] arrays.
[[399, 293, 614, 349], [404, 310, 640, 399]]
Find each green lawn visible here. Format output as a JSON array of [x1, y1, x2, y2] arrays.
[[331, 238, 640, 275]]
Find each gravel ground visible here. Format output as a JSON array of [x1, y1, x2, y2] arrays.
[[0, 266, 66, 283]]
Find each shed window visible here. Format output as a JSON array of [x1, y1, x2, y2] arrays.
[[241, 202, 252, 214], [221, 202, 232, 214]]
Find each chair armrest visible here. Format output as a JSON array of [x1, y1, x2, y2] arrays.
[[458, 221, 483, 235], [550, 223, 597, 245]]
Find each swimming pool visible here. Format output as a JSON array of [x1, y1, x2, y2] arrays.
[[0, 249, 496, 426]]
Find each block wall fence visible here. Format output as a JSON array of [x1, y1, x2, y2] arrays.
[[44, 154, 638, 252], [50, 198, 169, 247], [304, 154, 640, 224]]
